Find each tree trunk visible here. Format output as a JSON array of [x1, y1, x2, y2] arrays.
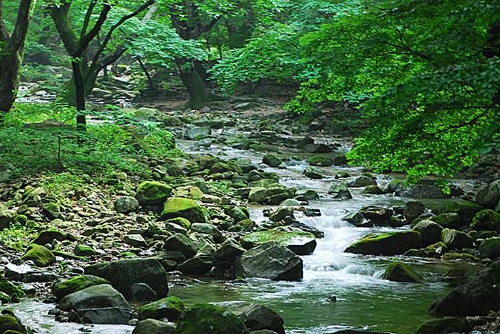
[[176, 59, 209, 109], [0, 0, 36, 121]]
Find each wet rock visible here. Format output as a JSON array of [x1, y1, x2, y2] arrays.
[[85, 258, 169, 299], [137, 295, 185, 321], [441, 228, 474, 250], [20, 244, 56, 267], [303, 166, 324, 179], [136, 181, 173, 205], [59, 284, 133, 324], [295, 189, 320, 201], [177, 255, 214, 275], [307, 155, 333, 167], [381, 262, 422, 283], [362, 185, 384, 195], [403, 201, 426, 223], [132, 319, 176, 334], [161, 197, 208, 224], [328, 183, 352, 200], [347, 175, 377, 187], [355, 206, 394, 227], [184, 126, 211, 140], [415, 317, 471, 334], [412, 220, 443, 246], [0, 279, 25, 302], [225, 206, 249, 223], [404, 241, 447, 258], [236, 242, 303, 281], [176, 303, 249, 334], [262, 154, 282, 168], [114, 196, 139, 213], [471, 209, 500, 232], [130, 283, 158, 301], [52, 275, 111, 301], [32, 229, 67, 245], [222, 302, 285, 334], [164, 233, 198, 258], [215, 239, 246, 262], [429, 260, 500, 316], [333, 155, 348, 166], [124, 234, 148, 248], [74, 244, 97, 256], [241, 227, 316, 255], [42, 201, 63, 219], [344, 231, 422, 256], [479, 237, 500, 259], [268, 207, 295, 223], [0, 310, 29, 333], [0, 209, 15, 230], [190, 223, 224, 243], [475, 179, 500, 210], [430, 212, 462, 229]]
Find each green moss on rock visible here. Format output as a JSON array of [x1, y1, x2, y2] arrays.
[[161, 197, 208, 224], [0, 315, 25, 333], [136, 181, 173, 205], [20, 244, 56, 267], [381, 262, 422, 282], [176, 303, 249, 334], [52, 275, 110, 301], [0, 280, 25, 302], [471, 209, 500, 232], [344, 231, 422, 256], [137, 296, 185, 321], [307, 155, 333, 166]]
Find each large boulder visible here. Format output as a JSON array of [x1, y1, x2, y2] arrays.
[[241, 228, 316, 255], [0, 311, 29, 333], [479, 237, 500, 259], [137, 296, 185, 321], [441, 228, 474, 250], [85, 258, 168, 299], [429, 260, 500, 316], [236, 242, 303, 281], [412, 220, 443, 246], [161, 197, 208, 224], [136, 181, 173, 205], [114, 196, 139, 213], [52, 275, 110, 301], [164, 233, 198, 258], [471, 209, 500, 232], [59, 284, 133, 324], [176, 303, 249, 334], [221, 302, 285, 334], [344, 231, 422, 256], [475, 179, 500, 210], [381, 262, 421, 283]]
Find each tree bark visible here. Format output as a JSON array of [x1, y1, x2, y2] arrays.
[[0, 0, 36, 120], [176, 58, 209, 109]]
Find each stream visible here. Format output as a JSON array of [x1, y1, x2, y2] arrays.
[[2, 134, 478, 334]]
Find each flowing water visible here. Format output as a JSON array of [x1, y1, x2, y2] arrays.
[[1, 138, 477, 334]]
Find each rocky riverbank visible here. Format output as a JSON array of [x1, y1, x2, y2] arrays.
[[0, 100, 499, 333]]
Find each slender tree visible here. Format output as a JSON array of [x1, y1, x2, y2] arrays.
[[0, 0, 36, 121], [47, 0, 155, 127]]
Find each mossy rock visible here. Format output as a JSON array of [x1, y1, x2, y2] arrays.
[[381, 262, 422, 283], [441, 252, 480, 262], [165, 217, 192, 230], [176, 303, 249, 334], [415, 317, 471, 334], [241, 228, 316, 255], [32, 229, 67, 245], [161, 197, 208, 224], [0, 314, 26, 333], [137, 296, 185, 321], [74, 244, 97, 256], [344, 231, 422, 256], [0, 280, 25, 302], [307, 155, 333, 167], [262, 154, 282, 168], [471, 209, 500, 232], [52, 275, 110, 301], [42, 201, 62, 219], [136, 181, 173, 205], [175, 186, 204, 200], [479, 237, 500, 259], [20, 244, 56, 267]]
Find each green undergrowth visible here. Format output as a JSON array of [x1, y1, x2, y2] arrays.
[[0, 103, 181, 180], [0, 222, 38, 252]]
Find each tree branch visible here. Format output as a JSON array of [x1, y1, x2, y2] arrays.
[[10, 0, 36, 52], [75, 2, 111, 56], [81, 0, 98, 41]]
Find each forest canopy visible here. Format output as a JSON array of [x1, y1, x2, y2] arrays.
[[1, 0, 499, 182]]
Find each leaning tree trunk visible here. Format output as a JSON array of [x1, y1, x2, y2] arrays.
[[176, 58, 209, 109]]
